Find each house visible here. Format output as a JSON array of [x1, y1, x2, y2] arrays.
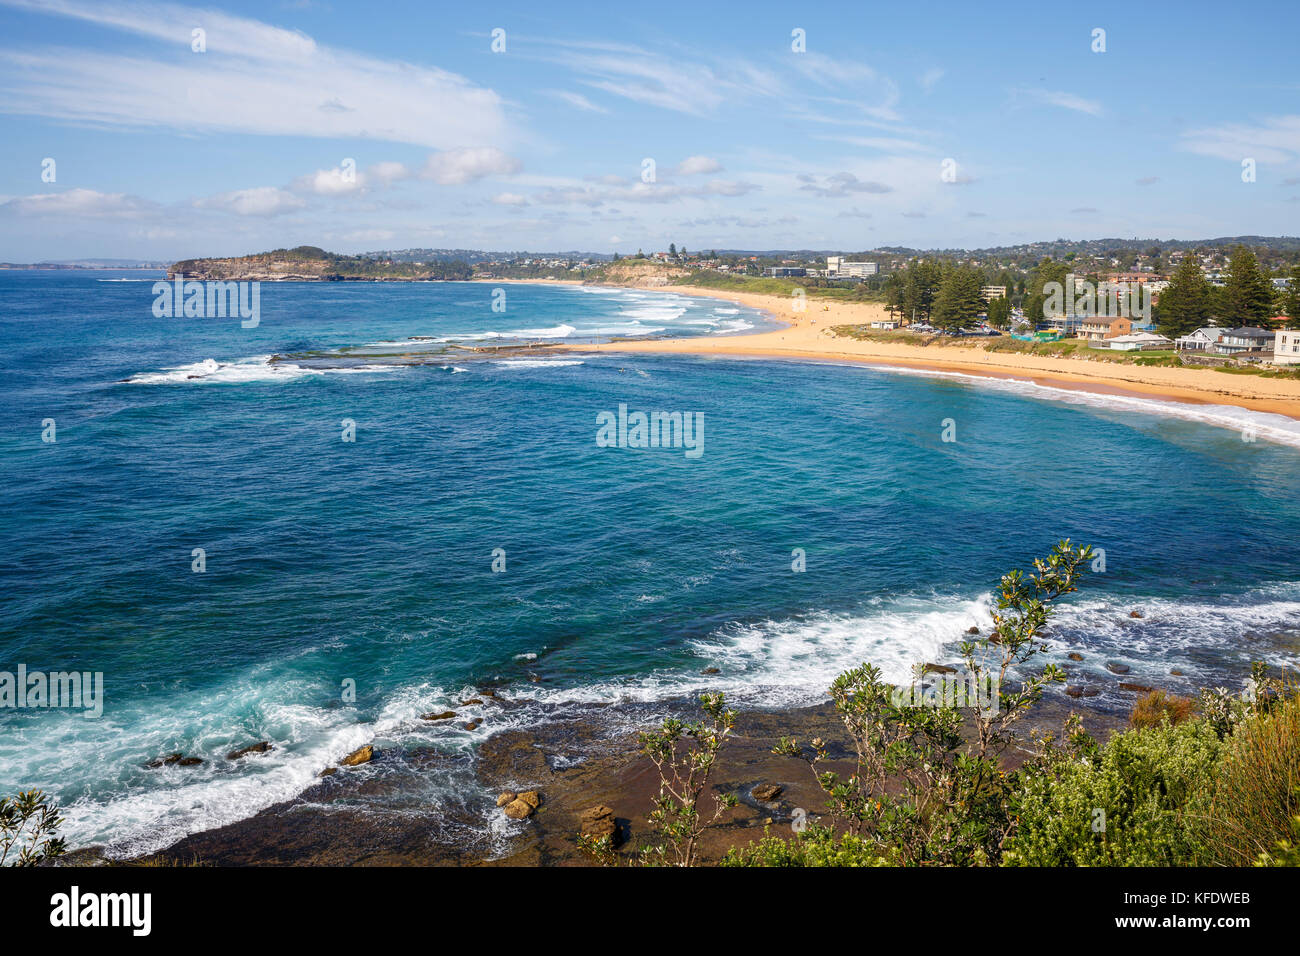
[[1213, 327, 1274, 355], [1175, 327, 1223, 351], [981, 285, 1007, 299], [1075, 316, 1133, 341], [869, 319, 900, 330], [1100, 332, 1173, 351], [1274, 329, 1300, 366]]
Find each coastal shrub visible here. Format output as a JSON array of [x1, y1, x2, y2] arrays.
[[722, 825, 890, 867], [637, 692, 738, 866], [1129, 690, 1196, 729], [776, 540, 1091, 866], [0, 790, 66, 866], [1002, 716, 1221, 867], [1254, 795, 1300, 867], [1202, 691, 1300, 866]]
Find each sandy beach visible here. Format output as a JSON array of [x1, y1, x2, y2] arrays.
[[539, 280, 1300, 420]]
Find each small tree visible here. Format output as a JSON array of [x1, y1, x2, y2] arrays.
[[776, 540, 1092, 865], [1, 790, 67, 866], [638, 693, 738, 866]]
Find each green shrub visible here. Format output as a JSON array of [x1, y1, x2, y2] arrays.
[[1003, 718, 1221, 866], [722, 825, 890, 867]]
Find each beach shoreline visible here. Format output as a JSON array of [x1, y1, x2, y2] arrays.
[[489, 278, 1300, 420]]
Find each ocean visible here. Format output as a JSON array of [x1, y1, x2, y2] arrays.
[[2, 270, 1299, 858]]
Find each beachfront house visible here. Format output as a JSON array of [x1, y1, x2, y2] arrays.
[[1099, 331, 1173, 351], [1175, 327, 1223, 351], [1076, 316, 1133, 342], [1213, 327, 1275, 355], [1274, 329, 1300, 366]]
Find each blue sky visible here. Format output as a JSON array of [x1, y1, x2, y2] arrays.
[[0, 0, 1297, 260]]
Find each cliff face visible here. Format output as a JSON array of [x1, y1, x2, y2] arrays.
[[587, 260, 690, 288], [167, 247, 471, 281]]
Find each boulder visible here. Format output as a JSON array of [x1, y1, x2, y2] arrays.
[[496, 791, 517, 807], [1065, 686, 1100, 699], [1067, 652, 1084, 662], [1129, 610, 1144, 619], [752, 784, 784, 802], [146, 752, 204, 769], [460, 698, 483, 706], [702, 667, 720, 675], [579, 805, 619, 844], [319, 767, 337, 778], [227, 741, 272, 761], [1171, 668, 1184, 676], [1106, 662, 1131, 675], [503, 799, 534, 820], [339, 745, 373, 767], [1120, 682, 1156, 693], [922, 663, 957, 675], [421, 711, 456, 721], [463, 720, 482, 731], [966, 626, 980, 634], [516, 790, 542, 809]]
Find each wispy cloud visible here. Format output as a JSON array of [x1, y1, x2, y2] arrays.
[[1014, 87, 1104, 117], [0, 0, 511, 148], [1180, 115, 1300, 164], [544, 89, 608, 113]]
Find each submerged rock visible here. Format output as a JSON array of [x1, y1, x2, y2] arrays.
[[1106, 662, 1131, 675], [1120, 682, 1156, 693], [145, 752, 204, 769], [1068, 652, 1084, 662], [421, 711, 456, 721]]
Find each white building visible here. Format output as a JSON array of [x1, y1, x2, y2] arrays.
[[1275, 329, 1300, 366], [826, 256, 878, 278], [1103, 332, 1172, 352]]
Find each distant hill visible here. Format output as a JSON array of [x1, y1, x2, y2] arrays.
[[168, 246, 472, 281]]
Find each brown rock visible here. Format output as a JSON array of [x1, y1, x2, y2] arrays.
[[463, 720, 481, 731], [578, 805, 619, 844], [177, 757, 204, 766], [339, 745, 373, 767], [1120, 682, 1156, 693], [1129, 610, 1144, 619], [1171, 668, 1184, 676], [966, 626, 980, 634], [702, 667, 720, 675], [460, 698, 483, 706], [421, 711, 456, 721], [227, 741, 272, 760], [146, 752, 204, 769], [496, 791, 517, 807], [516, 790, 541, 809], [319, 767, 337, 778], [922, 663, 957, 675], [503, 799, 534, 820], [1065, 686, 1100, 698], [752, 784, 784, 802], [1106, 662, 1131, 675], [1067, 652, 1084, 662]]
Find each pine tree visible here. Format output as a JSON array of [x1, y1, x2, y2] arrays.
[[1156, 253, 1214, 339], [931, 267, 987, 331], [1221, 245, 1275, 328], [1283, 265, 1300, 323]]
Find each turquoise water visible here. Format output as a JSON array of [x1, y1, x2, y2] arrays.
[[2, 271, 1300, 855]]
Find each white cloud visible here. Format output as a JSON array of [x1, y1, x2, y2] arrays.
[[674, 155, 723, 176], [919, 68, 944, 92], [422, 147, 522, 185], [492, 192, 529, 206], [0, 187, 154, 217], [1015, 88, 1103, 117], [0, 0, 511, 148], [545, 89, 608, 113], [195, 186, 306, 216], [1180, 115, 1300, 164]]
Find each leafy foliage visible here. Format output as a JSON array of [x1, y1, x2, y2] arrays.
[[0, 790, 66, 867]]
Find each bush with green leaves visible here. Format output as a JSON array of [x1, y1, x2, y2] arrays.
[[1002, 714, 1221, 866], [1, 790, 67, 867], [637, 692, 738, 867], [722, 825, 889, 867]]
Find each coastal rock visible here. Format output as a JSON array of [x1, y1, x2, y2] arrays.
[[752, 784, 784, 802], [1120, 682, 1156, 693], [922, 663, 957, 675], [1129, 610, 1144, 619], [319, 767, 337, 778], [702, 667, 720, 675], [496, 792, 517, 807], [463, 720, 482, 731], [1171, 668, 1184, 676], [966, 626, 980, 634], [460, 698, 483, 706], [1068, 652, 1084, 662], [1106, 662, 1131, 675], [421, 711, 456, 721], [339, 745, 373, 767], [503, 799, 535, 820], [1065, 685, 1101, 699], [579, 805, 619, 844], [146, 752, 204, 769], [227, 741, 272, 760], [517, 790, 542, 810]]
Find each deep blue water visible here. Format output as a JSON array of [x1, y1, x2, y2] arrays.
[[2, 270, 1299, 855]]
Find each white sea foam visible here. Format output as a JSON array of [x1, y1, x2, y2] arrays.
[[851, 362, 1300, 449], [121, 355, 403, 385], [489, 359, 585, 369]]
